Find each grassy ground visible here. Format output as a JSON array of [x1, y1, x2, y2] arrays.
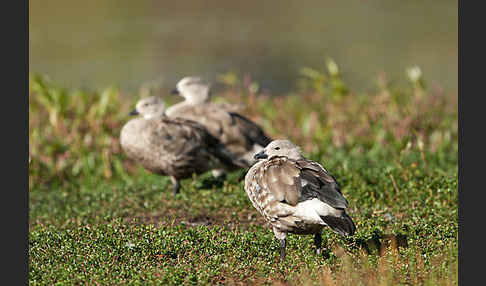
[[29, 65, 458, 285]]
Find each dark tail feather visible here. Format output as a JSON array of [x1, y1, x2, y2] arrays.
[[203, 130, 250, 170], [212, 144, 250, 170], [228, 112, 272, 147], [320, 213, 356, 236]]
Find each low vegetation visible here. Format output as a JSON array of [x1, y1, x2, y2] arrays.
[[29, 61, 457, 285]]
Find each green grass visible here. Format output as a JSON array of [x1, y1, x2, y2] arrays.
[[29, 65, 458, 285]]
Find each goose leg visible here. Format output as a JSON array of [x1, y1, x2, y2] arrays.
[[170, 176, 180, 195], [314, 232, 322, 256], [273, 228, 287, 261], [279, 238, 287, 260]]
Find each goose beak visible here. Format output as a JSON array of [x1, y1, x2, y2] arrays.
[[170, 88, 179, 95], [254, 150, 268, 160], [129, 109, 139, 116]]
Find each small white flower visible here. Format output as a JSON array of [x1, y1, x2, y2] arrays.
[[406, 65, 422, 83], [326, 58, 339, 76], [417, 138, 424, 151]]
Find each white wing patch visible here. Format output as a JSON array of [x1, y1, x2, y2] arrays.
[[292, 198, 343, 225]]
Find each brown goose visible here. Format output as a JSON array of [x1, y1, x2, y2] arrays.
[[244, 139, 356, 260], [120, 96, 246, 194], [166, 76, 272, 176]]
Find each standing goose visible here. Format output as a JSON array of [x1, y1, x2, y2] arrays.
[[166, 76, 272, 175], [120, 96, 246, 194], [244, 139, 356, 260]]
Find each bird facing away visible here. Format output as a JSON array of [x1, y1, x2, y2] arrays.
[[244, 140, 356, 260], [166, 76, 272, 175], [120, 96, 246, 194]]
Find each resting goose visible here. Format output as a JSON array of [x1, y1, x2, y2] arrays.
[[244, 139, 356, 259], [166, 76, 272, 175], [168, 76, 245, 112], [120, 96, 246, 194]]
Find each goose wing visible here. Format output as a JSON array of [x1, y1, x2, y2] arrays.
[[154, 117, 247, 169], [145, 117, 205, 155], [258, 158, 348, 209], [295, 159, 348, 209], [168, 103, 271, 149]]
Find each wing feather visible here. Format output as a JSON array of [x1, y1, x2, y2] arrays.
[[261, 159, 301, 206], [260, 158, 348, 209], [228, 112, 272, 147], [296, 159, 348, 209]]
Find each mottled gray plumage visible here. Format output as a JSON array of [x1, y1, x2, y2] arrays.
[[166, 76, 272, 172], [120, 97, 245, 194], [244, 140, 356, 259]]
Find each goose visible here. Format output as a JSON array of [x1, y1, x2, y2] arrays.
[[244, 139, 356, 260], [168, 76, 245, 112], [166, 76, 272, 176], [120, 96, 246, 194]]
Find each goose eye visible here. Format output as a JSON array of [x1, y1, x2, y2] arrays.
[[274, 147, 280, 150]]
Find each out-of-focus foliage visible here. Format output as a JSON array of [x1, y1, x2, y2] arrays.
[[297, 58, 349, 99], [29, 74, 132, 188], [29, 64, 457, 189]]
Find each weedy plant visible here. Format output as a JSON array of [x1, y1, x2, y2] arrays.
[[29, 61, 457, 285], [297, 57, 349, 99], [29, 74, 133, 188]]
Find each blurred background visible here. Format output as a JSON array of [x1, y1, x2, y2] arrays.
[[29, 0, 457, 95]]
